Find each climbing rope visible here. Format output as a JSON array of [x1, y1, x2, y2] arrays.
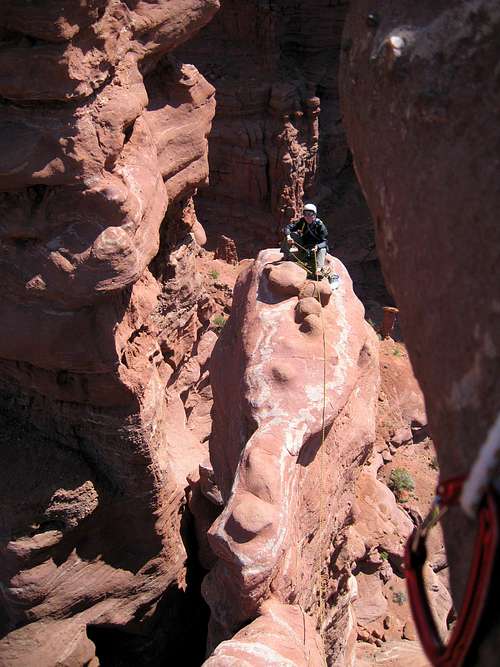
[[283, 241, 330, 635], [461, 412, 500, 517], [284, 237, 323, 279], [314, 248, 329, 634]]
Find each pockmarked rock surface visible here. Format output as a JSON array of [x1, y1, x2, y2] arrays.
[[351, 340, 450, 665], [340, 1, 500, 664], [0, 2, 222, 665], [202, 249, 380, 664]]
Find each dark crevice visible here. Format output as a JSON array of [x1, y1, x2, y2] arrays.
[[87, 503, 209, 666], [123, 119, 135, 145]]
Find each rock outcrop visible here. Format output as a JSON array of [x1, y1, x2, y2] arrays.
[[178, 0, 384, 304], [199, 250, 379, 664], [4, 0, 494, 664], [0, 2, 222, 664], [352, 340, 452, 665], [340, 1, 500, 663]]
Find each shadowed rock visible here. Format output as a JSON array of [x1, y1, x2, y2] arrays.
[[340, 1, 500, 663], [0, 1, 220, 664]]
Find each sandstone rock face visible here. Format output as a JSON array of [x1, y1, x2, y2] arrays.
[[0, 2, 221, 664], [204, 600, 326, 667], [202, 249, 380, 664], [178, 0, 383, 305], [340, 1, 500, 663], [351, 340, 451, 665]]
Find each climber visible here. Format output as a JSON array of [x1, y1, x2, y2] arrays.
[[281, 203, 329, 276]]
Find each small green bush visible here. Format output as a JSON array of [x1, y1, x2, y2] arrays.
[[209, 269, 219, 280], [392, 347, 402, 357], [392, 591, 407, 605], [388, 467, 415, 494], [212, 314, 226, 333], [380, 550, 389, 561]]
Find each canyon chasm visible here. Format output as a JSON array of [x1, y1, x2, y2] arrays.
[[1, 1, 498, 666]]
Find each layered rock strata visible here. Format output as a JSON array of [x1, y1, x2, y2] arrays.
[[201, 250, 380, 664], [340, 1, 500, 663], [179, 0, 382, 304], [0, 2, 221, 664]]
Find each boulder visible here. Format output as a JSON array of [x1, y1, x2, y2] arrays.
[[265, 261, 307, 297]]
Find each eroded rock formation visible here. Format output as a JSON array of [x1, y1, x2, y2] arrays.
[[0, 2, 222, 664], [3, 0, 493, 664], [197, 251, 380, 664], [353, 340, 451, 665], [340, 1, 500, 664], [178, 0, 383, 305]]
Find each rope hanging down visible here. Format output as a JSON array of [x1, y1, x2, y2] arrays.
[[284, 241, 330, 635], [313, 246, 329, 634]]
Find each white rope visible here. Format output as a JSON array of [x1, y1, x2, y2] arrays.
[[461, 412, 500, 517]]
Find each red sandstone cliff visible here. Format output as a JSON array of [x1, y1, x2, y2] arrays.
[[198, 251, 380, 665], [340, 1, 500, 664], [195, 261, 449, 665], [0, 2, 221, 664], [1, 1, 492, 665], [178, 0, 383, 304]]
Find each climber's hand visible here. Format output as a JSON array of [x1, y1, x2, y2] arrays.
[[286, 235, 293, 246]]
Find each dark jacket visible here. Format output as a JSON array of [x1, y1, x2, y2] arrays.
[[285, 217, 329, 251]]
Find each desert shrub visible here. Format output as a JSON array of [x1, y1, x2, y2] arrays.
[[392, 591, 407, 605], [388, 467, 415, 494], [212, 314, 226, 333], [209, 269, 219, 280]]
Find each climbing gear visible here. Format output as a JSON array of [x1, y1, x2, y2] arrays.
[[285, 240, 340, 291], [461, 413, 500, 517], [319, 264, 341, 291], [404, 476, 499, 667], [285, 241, 318, 278], [303, 203, 317, 214], [284, 237, 322, 278]]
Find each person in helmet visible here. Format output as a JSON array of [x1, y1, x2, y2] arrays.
[[282, 203, 329, 274]]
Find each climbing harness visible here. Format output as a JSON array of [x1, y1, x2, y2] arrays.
[[405, 471, 499, 665]]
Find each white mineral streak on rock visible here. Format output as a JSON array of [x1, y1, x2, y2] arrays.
[[327, 268, 353, 396], [205, 249, 375, 664], [208, 640, 297, 666]]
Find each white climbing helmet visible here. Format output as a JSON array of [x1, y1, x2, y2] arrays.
[[303, 203, 317, 214]]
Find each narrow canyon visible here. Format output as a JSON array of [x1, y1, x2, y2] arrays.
[[0, 2, 498, 666]]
